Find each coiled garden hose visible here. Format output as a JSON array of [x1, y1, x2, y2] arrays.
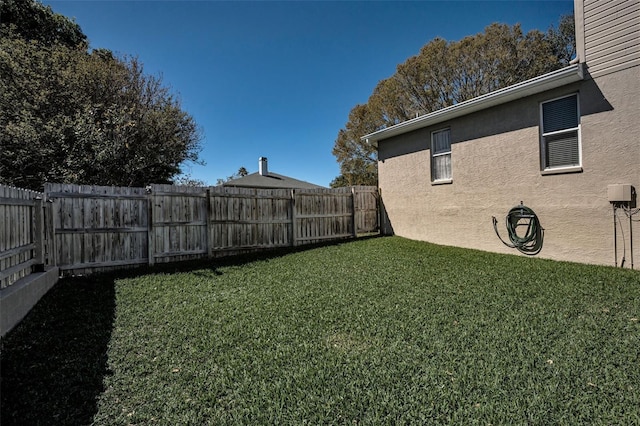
[[492, 204, 544, 255]]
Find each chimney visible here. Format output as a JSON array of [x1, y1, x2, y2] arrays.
[[259, 157, 268, 176]]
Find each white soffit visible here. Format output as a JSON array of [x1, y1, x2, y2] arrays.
[[363, 63, 584, 146]]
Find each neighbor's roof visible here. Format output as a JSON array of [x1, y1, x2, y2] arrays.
[[223, 172, 325, 189], [362, 63, 585, 146]]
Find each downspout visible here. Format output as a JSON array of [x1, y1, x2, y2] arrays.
[[631, 186, 636, 270]]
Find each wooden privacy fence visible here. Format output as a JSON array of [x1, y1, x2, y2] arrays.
[[0, 185, 55, 289], [44, 183, 379, 276]]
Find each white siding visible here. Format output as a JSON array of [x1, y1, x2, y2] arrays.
[[584, 0, 640, 77]]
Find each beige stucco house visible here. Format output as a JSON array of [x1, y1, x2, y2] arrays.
[[364, 0, 639, 267]]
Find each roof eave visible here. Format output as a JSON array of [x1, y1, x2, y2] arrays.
[[362, 63, 585, 147]]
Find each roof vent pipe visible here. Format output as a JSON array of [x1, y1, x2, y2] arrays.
[[259, 157, 268, 176]]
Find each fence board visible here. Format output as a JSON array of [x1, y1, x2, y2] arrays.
[[352, 186, 379, 234], [0, 244, 36, 261], [293, 188, 356, 245], [0, 185, 44, 289], [148, 184, 209, 264], [208, 186, 293, 252], [25, 184, 378, 275], [46, 183, 149, 275]]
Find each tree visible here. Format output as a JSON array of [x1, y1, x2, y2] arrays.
[[0, 0, 203, 190], [331, 104, 380, 187], [331, 16, 575, 187], [547, 14, 576, 65], [216, 167, 249, 186], [0, 0, 87, 48], [172, 173, 207, 187], [65, 51, 203, 187]]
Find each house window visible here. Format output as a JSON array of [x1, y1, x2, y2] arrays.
[[431, 128, 451, 182], [540, 94, 580, 171]]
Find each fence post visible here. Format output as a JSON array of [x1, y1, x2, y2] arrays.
[[41, 186, 55, 268], [32, 196, 45, 272], [291, 189, 297, 247], [375, 188, 381, 233], [147, 188, 155, 266], [206, 187, 213, 258], [45, 194, 56, 267], [351, 187, 357, 238]]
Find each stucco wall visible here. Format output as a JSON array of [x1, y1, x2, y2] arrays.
[[378, 66, 639, 266]]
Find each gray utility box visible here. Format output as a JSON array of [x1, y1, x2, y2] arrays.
[[607, 184, 633, 202]]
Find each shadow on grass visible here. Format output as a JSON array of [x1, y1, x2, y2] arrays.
[[0, 275, 116, 425], [0, 235, 381, 424]]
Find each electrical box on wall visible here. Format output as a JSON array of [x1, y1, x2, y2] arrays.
[[607, 184, 633, 202]]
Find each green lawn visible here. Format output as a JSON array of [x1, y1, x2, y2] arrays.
[[2, 236, 639, 425]]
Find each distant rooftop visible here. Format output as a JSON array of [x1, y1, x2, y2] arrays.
[[223, 157, 325, 189]]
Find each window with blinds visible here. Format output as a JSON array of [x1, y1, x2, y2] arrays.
[[431, 128, 451, 182], [540, 94, 580, 170]]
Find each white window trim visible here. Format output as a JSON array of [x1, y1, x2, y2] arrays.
[[540, 165, 583, 175], [539, 93, 582, 174], [431, 128, 452, 184], [431, 178, 453, 185]]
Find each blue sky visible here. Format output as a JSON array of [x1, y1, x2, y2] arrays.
[[45, 0, 574, 187]]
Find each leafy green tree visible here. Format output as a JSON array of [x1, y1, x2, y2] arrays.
[[547, 14, 576, 65], [0, 1, 202, 190], [0, 0, 86, 47], [0, 35, 74, 188], [331, 16, 575, 187], [331, 104, 380, 187], [65, 51, 202, 187], [369, 76, 414, 126]]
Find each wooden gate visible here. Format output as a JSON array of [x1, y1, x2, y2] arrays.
[[148, 184, 209, 265], [209, 186, 292, 254], [0, 185, 49, 288], [293, 188, 355, 245], [46, 183, 149, 275]]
